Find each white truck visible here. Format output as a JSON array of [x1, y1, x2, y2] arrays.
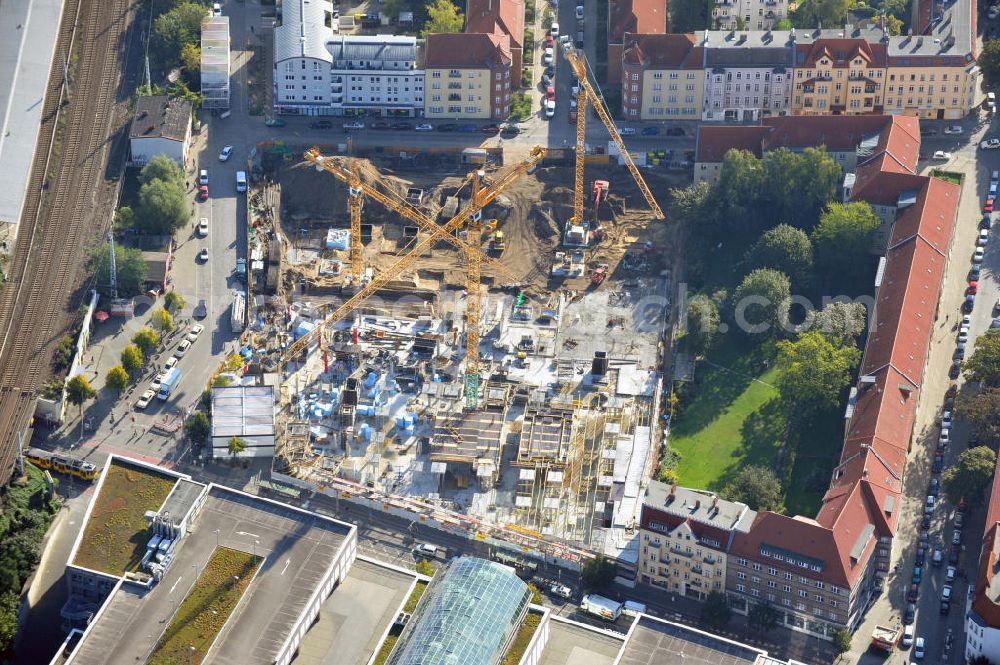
[[231, 292, 246, 332], [580, 594, 623, 621]]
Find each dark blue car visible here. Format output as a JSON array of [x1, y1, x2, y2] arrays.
[[641, 126, 660, 136]]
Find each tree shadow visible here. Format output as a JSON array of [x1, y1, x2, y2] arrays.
[[738, 398, 787, 467]]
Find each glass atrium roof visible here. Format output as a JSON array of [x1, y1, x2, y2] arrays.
[[386, 557, 531, 665]]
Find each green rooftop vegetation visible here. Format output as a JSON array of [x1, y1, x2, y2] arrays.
[[502, 610, 542, 665], [148, 547, 262, 665], [372, 581, 429, 665], [73, 460, 176, 575]]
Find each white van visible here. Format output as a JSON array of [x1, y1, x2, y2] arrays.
[[236, 171, 247, 193], [622, 600, 647, 618], [414, 543, 439, 558]]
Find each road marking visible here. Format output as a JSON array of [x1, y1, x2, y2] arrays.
[[281, 559, 290, 575], [169, 577, 182, 594], [236, 531, 260, 538]]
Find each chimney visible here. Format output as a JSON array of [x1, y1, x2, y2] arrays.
[[694, 500, 701, 510], [713, 496, 719, 507]]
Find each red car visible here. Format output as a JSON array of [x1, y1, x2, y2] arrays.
[[198, 185, 209, 201], [546, 86, 555, 100], [481, 124, 500, 135], [568, 107, 578, 123], [968, 281, 979, 295], [545, 35, 555, 47], [985, 199, 995, 213]]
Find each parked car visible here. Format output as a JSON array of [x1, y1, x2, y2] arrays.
[[904, 602, 916, 624], [175, 339, 191, 356], [543, 47, 554, 64], [641, 126, 660, 135], [391, 121, 413, 130], [949, 361, 961, 379], [550, 21, 559, 36], [618, 126, 637, 135], [546, 85, 556, 100], [944, 125, 964, 134], [343, 121, 365, 130], [186, 324, 204, 342], [982, 215, 993, 230], [985, 199, 995, 213], [550, 584, 573, 599], [457, 124, 478, 133], [939, 428, 950, 445], [371, 121, 391, 130], [921, 514, 931, 530], [980, 229, 991, 245], [437, 123, 457, 132], [198, 218, 208, 237], [925, 496, 935, 514], [952, 530, 962, 545], [310, 120, 333, 129], [575, 4, 584, 18], [916, 547, 926, 566], [964, 294, 976, 312], [942, 410, 952, 428], [913, 565, 923, 584], [218, 145, 233, 161], [414, 123, 434, 131], [929, 478, 940, 496], [908, 583, 920, 602], [932, 150, 952, 160], [164, 356, 178, 371], [982, 138, 1000, 150], [949, 544, 960, 564], [968, 282, 979, 295], [198, 248, 209, 262], [198, 185, 208, 201], [902, 624, 915, 647], [946, 565, 956, 582], [264, 117, 285, 127], [545, 100, 555, 118], [932, 549, 943, 566], [932, 455, 944, 473], [500, 125, 521, 137], [481, 124, 501, 135], [914, 636, 926, 659], [975, 246, 987, 262], [956, 512, 964, 528]]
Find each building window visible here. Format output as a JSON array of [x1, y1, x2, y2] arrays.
[[632, 73, 639, 81]]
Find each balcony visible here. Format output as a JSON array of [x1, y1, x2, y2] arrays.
[[692, 565, 704, 575], [670, 545, 693, 558], [448, 82, 462, 90], [448, 71, 462, 78], [448, 94, 461, 102]]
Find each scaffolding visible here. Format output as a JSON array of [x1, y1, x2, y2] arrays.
[[201, 17, 230, 109]]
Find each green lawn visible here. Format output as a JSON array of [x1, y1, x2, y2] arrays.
[[74, 460, 177, 575], [669, 335, 786, 492], [782, 407, 844, 516]]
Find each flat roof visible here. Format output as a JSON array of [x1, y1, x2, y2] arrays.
[[537, 617, 623, 665], [67, 485, 353, 665], [0, 0, 65, 227], [618, 617, 768, 665], [292, 559, 415, 665], [212, 385, 276, 438]]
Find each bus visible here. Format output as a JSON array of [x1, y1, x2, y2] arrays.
[[25, 449, 99, 481]]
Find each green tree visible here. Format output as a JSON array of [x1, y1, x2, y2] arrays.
[[184, 411, 211, 444], [151, 2, 209, 70], [811, 202, 881, 276], [722, 465, 783, 512], [670, 0, 715, 31], [509, 91, 531, 121], [963, 329, 1000, 387], [88, 243, 148, 298], [228, 436, 247, 460], [716, 149, 766, 230], [811, 301, 868, 344], [121, 344, 145, 375], [774, 18, 792, 28], [943, 446, 997, 505], [732, 268, 791, 335], [65, 374, 97, 418], [686, 296, 720, 355], [0, 591, 19, 653], [884, 13, 903, 34], [832, 628, 852, 657], [164, 291, 185, 313], [115, 205, 137, 231], [420, 0, 464, 36], [745, 224, 814, 286], [775, 331, 860, 416], [763, 147, 841, 231], [415, 559, 437, 576], [138, 177, 189, 234], [669, 181, 714, 227], [956, 387, 1000, 445], [581, 555, 616, 591], [151, 307, 175, 333], [980, 40, 1000, 89], [791, 0, 851, 28], [747, 602, 780, 634], [700, 590, 732, 628], [105, 365, 129, 394], [138, 154, 185, 188], [180, 42, 201, 74], [131, 328, 161, 357]]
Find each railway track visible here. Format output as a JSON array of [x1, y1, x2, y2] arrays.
[[0, 0, 134, 481]]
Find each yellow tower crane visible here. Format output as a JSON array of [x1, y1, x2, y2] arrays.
[[304, 149, 523, 407], [285, 146, 547, 392], [561, 43, 665, 224]]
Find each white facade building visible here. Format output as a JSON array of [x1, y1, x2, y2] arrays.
[[712, 0, 787, 30], [701, 30, 793, 121], [326, 35, 425, 117], [201, 16, 230, 109], [128, 96, 192, 167], [273, 0, 336, 115]]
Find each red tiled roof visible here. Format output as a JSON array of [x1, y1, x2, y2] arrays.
[[861, 239, 948, 384], [465, 0, 524, 50], [889, 177, 960, 254], [843, 367, 917, 463], [972, 455, 1000, 625], [795, 39, 886, 68], [608, 0, 666, 45], [424, 32, 512, 68], [622, 32, 699, 68], [694, 126, 768, 163]]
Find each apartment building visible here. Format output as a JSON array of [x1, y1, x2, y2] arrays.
[[702, 30, 793, 121], [466, 0, 525, 76], [712, 0, 787, 31], [273, 0, 336, 115], [968, 456, 1000, 662], [791, 36, 886, 115], [424, 33, 513, 120], [607, 0, 667, 84], [621, 33, 704, 120], [639, 483, 754, 600], [325, 36, 425, 117], [693, 114, 918, 184]]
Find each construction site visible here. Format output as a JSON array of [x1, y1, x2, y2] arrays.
[[235, 47, 681, 559]]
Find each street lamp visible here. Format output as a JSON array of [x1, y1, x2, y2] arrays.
[[213, 528, 220, 549], [253, 539, 259, 559]]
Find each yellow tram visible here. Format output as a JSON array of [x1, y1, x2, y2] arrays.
[[25, 448, 99, 481]]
